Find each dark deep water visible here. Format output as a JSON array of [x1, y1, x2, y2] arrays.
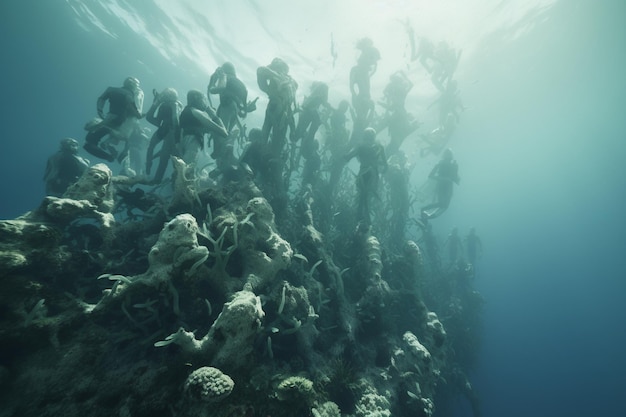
[[1, 1, 625, 416]]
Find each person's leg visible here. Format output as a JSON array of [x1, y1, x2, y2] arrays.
[[84, 128, 115, 162], [181, 136, 201, 166]]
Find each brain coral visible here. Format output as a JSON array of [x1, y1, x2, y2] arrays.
[[184, 366, 234, 403]]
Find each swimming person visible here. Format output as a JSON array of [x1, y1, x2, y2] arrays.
[[178, 89, 228, 168], [84, 77, 143, 162], [345, 127, 388, 225], [145, 87, 181, 184], [421, 148, 460, 220]]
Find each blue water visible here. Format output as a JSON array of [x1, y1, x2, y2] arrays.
[[457, 3, 626, 416], [1, 1, 625, 416]]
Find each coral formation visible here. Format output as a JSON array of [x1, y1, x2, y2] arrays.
[[156, 290, 265, 370], [0, 160, 483, 416], [355, 386, 392, 417], [276, 375, 315, 403], [312, 401, 341, 417], [239, 197, 293, 292], [184, 366, 235, 403], [96, 213, 209, 314]]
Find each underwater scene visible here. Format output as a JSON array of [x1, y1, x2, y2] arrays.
[[1, 1, 625, 416]]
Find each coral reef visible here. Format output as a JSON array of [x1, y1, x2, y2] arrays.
[[0, 129, 482, 417]]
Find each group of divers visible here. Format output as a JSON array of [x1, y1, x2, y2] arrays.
[[43, 34, 482, 270]]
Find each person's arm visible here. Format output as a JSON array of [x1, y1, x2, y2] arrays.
[[145, 101, 161, 127], [208, 83, 226, 95], [344, 145, 359, 162], [76, 155, 90, 172], [130, 102, 143, 119], [208, 68, 226, 95], [369, 62, 378, 78], [96, 88, 110, 118], [170, 103, 180, 131], [191, 108, 228, 138], [378, 145, 388, 172], [145, 131, 160, 175], [365, 100, 376, 125], [257, 66, 278, 94], [134, 89, 144, 115], [237, 80, 249, 115], [245, 97, 259, 113]]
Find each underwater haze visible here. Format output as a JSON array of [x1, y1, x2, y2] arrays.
[[1, 1, 626, 417]]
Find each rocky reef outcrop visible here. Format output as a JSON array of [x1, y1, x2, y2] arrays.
[[0, 157, 482, 417]]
